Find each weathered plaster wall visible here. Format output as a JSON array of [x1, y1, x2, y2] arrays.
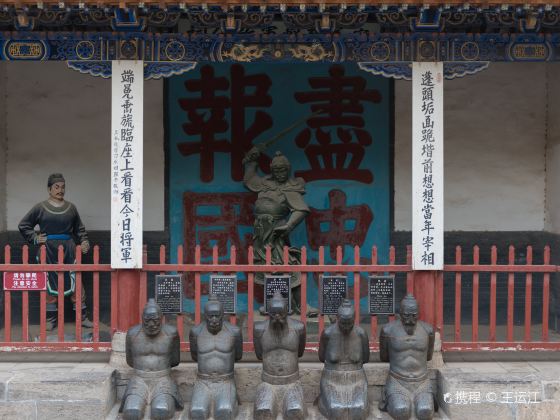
[[4, 62, 164, 231], [0, 62, 551, 233], [395, 63, 547, 231], [0, 63, 6, 232], [545, 63, 560, 234]]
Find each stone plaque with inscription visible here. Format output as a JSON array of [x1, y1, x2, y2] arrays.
[[319, 275, 348, 315], [209, 275, 237, 314], [264, 275, 291, 314], [155, 274, 183, 314], [368, 275, 395, 315]]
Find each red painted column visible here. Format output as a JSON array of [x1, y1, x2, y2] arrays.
[[116, 269, 141, 331], [413, 270, 437, 326]]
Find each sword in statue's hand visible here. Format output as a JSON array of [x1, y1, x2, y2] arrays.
[[242, 110, 322, 164]]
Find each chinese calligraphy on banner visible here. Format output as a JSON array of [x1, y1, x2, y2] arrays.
[[168, 63, 390, 309], [111, 61, 143, 268], [412, 62, 443, 270]]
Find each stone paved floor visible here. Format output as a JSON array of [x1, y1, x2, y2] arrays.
[[2, 361, 560, 419]]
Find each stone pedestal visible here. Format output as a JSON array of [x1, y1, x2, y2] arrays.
[[109, 331, 129, 369], [428, 331, 445, 370], [0, 363, 115, 420]]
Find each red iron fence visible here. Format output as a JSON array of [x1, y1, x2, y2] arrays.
[[442, 245, 557, 351], [1, 244, 111, 351], [0, 243, 557, 352], [142, 244, 411, 353]]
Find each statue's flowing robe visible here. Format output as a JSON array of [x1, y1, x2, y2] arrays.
[[18, 201, 88, 296]]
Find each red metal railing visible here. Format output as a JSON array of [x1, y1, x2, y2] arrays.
[[1, 244, 112, 351], [0, 243, 558, 352], [142, 244, 411, 352], [442, 245, 557, 351]]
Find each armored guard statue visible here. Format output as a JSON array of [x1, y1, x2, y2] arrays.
[[18, 173, 93, 331], [189, 295, 243, 420], [379, 294, 436, 420], [120, 299, 183, 420], [253, 291, 307, 419], [318, 300, 370, 420], [243, 148, 317, 316]]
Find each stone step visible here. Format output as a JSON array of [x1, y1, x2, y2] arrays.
[[6, 368, 114, 402], [0, 363, 115, 420], [106, 402, 450, 420], [439, 366, 559, 420], [0, 399, 113, 420]]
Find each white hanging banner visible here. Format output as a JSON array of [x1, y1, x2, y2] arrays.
[[412, 62, 444, 270], [111, 61, 143, 268]]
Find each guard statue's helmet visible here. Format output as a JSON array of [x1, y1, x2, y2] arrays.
[[270, 151, 290, 170]]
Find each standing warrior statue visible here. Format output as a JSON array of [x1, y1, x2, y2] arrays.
[[318, 299, 370, 420], [243, 146, 317, 316], [253, 290, 307, 419], [189, 295, 243, 420], [379, 294, 436, 420], [18, 173, 93, 331], [120, 299, 183, 420]]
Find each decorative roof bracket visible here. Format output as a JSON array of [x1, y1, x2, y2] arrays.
[[358, 61, 490, 80]]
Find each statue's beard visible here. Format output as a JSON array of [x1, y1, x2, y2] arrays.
[[340, 326, 353, 335], [271, 317, 286, 330], [404, 323, 416, 335], [208, 323, 221, 334], [145, 327, 161, 337]]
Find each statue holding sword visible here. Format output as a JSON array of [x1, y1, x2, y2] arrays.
[[243, 112, 319, 317]]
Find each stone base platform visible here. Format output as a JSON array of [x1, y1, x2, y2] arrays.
[[106, 401, 451, 419], [439, 361, 560, 420], [114, 363, 427, 405], [1, 361, 560, 419], [0, 362, 114, 420]]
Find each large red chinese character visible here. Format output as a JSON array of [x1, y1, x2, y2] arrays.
[[183, 191, 254, 260], [182, 191, 263, 301], [294, 65, 382, 183], [306, 189, 374, 259], [178, 64, 273, 182], [230, 65, 273, 181]]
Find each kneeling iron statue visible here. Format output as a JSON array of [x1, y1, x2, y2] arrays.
[[253, 290, 307, 419], [189, 295, 243, 420], [318, 299, 370, 419], [120, 299, 183, 420], [379, 294, 437, 420]]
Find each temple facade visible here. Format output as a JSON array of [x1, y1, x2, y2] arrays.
[[1, 2, 560, 419]]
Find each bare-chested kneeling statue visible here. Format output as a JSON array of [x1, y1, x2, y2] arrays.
[[379, 294, 436, 420], [253, 291, 307, 420], [189, 295, 243, 420], [120, 299, 183, 420]]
